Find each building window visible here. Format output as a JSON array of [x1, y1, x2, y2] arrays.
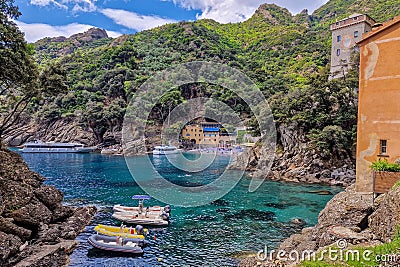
[[336, 49, 341, 56], [380, 140, 387, 155], [354, 31, 359, 38], [337, 35, 341, 42]]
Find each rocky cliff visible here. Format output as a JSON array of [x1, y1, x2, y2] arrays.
[[240, 184, 400, 266], [0, 147, 96, 266], [35, 28, 110, 62], [230, 123, 355, 187], [4, 118, 98, 147]]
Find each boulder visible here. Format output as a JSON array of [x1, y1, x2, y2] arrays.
[[11, 200, 53, 227], [51, 205, 75, 223], [0, 231, 23, 263], [34, 186, 64, 211], [13, 240, 77, 267], [58, 206, 97, 240], [0, 218, 32, 241], [316, 185, 373, 229], [369, 185, 400, 242]]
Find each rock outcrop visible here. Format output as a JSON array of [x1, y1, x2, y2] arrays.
[[230, 123, 355, 187], [0, 147, 96, 266], [4, 118, 98, 147], [35, 28, 109, 57], [240, 184, 400, 267]]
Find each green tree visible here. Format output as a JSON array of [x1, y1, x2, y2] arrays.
[[0, 1, 68, 141], [0, 0, 39, 139]]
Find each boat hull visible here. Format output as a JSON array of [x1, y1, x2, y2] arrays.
[[88, 234, 147, 254], [112, 212, 169, 226], [20, 140, 95, 153], [113, 204, 164, 214], [94, 224, 148, 239], [152, 150, 180, 155]]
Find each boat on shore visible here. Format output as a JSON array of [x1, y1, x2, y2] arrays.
[[152, 145, 180, 155], [94, 224, 148, 239], [88, 234, 149, 254], [21, 140, 96, 153]]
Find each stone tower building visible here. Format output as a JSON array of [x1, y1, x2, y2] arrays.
[[330, 14, 375, 79]]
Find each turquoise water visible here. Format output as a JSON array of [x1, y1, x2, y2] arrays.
[[18, 152, 342, 267]]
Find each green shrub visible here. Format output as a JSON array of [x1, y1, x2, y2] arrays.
[[370, 159, 400, 172]]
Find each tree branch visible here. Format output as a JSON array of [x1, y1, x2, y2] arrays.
[[0, 94, 32, 135]]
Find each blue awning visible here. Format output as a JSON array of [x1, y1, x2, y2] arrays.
[[132, 195, 151, 200], [203, 127, 220, 132]]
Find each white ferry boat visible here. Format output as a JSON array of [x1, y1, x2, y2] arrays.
[[152, 145, 180, 155], [21, 140, 95, 153]]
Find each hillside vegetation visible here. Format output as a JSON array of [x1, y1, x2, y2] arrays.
[[4, 0, 400, 177]]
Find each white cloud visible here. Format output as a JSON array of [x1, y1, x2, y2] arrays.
[[30, 0, 52, 6], [15, 21, 121, 42], [169, 0, 329, 23], [30, 0, 97, 12], [70, 0, 97, 12], [30, 0, 68, 9], [100, 8, 177, 31]]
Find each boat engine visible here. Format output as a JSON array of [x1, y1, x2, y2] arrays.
[[161, 211, 169, 221], [135, 225, 145, 235], [164, 205, 171, 214]]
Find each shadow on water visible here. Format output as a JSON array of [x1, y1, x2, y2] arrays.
[[87, 248, 144, 258]]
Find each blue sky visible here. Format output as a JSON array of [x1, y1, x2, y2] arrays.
[[15, 0, 329, 42]]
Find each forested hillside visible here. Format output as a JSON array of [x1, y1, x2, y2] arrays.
[[4, 0, 400, 183]]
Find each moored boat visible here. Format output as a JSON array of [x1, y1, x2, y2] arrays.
[[88, 234, 149, 254], [21, 140, 96, 153], [94, 224, 148, 239], [113, 204, 170, 214], [112, 212, 169, 226], [112, 195, 171, 226], [152, 145, 180, 155], [113, 195, 171, 215]]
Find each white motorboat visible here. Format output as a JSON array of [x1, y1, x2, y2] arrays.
[[113, 204, 166, 214], [21, 140, 96, 153], [112, 212, 169, 226], [152, 145, 180, 155], [112, 195, 171, 226]]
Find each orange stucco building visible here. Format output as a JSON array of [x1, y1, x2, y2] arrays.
[[356, 16, 400, 193]]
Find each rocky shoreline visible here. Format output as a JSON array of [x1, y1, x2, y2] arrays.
[[0, 147, 96, 266], [239, 184, 400, 267], [229, 124, 356, 188]]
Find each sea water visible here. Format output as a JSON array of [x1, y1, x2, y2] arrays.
[[18, 152, 342, 267]]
